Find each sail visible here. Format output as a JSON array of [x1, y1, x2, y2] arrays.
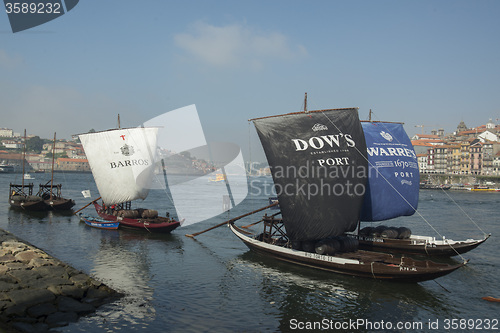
[[79, 127, 159, 205], [252, 108, 368, 241], [360, 122, 419, 221]]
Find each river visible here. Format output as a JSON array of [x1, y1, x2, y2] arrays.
[[1, 172, 498, 332]]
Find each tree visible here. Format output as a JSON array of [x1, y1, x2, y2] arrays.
[[26, 136, 44, 152]]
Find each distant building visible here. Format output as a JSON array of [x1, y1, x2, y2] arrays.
[[456, 120, 467, 133], [416, 154, 429, 173], [469, 141, 483, 175], [493, 152, 500, 175], [1, 140, 22, 149], [411, 134, 441, 141], [0, 128, 14, 137], [56, 158, 90, 172], [478, 130, 498, 143]]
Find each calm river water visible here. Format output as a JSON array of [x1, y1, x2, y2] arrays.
[[1, 172, 499, 332]]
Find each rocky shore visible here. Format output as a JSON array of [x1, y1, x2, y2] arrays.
[[0, 228, 121, 332]]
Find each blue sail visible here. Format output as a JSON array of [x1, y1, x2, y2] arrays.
[[360, 122, 419, 221]]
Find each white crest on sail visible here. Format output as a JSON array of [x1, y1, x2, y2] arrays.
[[380, 131, 393, 142], [312, 123, 328, 131], [79, 127, 159, 205]]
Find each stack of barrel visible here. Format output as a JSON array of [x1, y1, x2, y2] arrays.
[[314, 236, 359, 255], [115, 209, 159, 219], [291, 236, 359, 255], [359, 225, 412, 239]]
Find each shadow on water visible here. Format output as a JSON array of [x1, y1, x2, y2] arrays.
[[230, 250, 460, 332]]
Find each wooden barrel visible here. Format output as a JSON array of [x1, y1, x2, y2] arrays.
[[291, 240, 302, 250], [142, 209, 158, 218], [118, 210, 140, 218], [315, 239, 340, 255], [380, 227, 398, 239], [301, 241, 316, 253], [359, 226, 373, 236], [397, 227, 412, 239], [372, 225, 388, 237], [11, 195, 23, 202]]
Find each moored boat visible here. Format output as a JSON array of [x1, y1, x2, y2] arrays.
[[356, 227, 490, 256], [231, 100, 466, 281], [230, 219, 466, 282], [77, 119, 181, 233], [38, 133, 75, 211], [9, 183, 47, 211], [80, 214, 120, 230], [93, 202, 180, 233], [357, 120, 489, 256], [8, 129, 49, 212]]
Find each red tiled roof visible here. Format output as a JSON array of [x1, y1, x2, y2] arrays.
[[57, 158, 88, 163], [413, 134, 440, 139]]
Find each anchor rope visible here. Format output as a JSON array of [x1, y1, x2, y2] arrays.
[[439, 188, 488, 237], [371, 111, 487, 237], [321, 110, 467, 261]]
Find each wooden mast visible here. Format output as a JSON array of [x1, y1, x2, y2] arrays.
[[304, 92, 307, 112], [21, 129, 26, 189], [50, 132, 56, 200]]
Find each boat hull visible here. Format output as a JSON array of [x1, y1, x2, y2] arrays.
[[9, 197, 48, 211], [45, 198, 76, 211], [80, 215, 119, 230], [230, 224, 466, 282], [93, 202, 180, 233], [356, 234, 490, 256]]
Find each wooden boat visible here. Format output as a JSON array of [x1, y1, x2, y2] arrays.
[[78, 118, 181, 233], [357, 120, 489, 256], [9, 183, 47, 211], [232, 102, 466, 281], [93, 202, 180, 233], [38, 133, 75, 211], [230, 221, 465, 282], [80, 214, 119, 230], [9, 129, 49, 211], [356, 230, 490, 256]]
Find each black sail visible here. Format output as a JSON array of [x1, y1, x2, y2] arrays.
[[252, 108, 368, 241]]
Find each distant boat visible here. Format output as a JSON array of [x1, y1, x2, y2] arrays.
[[356, 120, 489, 256], [0, 164, 15, 173], [230, 99, 466, 282], [78, 117, 180, 233], [23, 174, 34, 180], [470, 185, 500, 192], [38, 132, 75, 211], [419, 182, 451, 190], [209, 173, 226, 182], [9, 130, 47, 211], [80, 214, 120, 230]]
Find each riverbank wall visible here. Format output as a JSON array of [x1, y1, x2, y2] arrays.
[[0, 228, 120, 332], [420, 173, 500, 186]]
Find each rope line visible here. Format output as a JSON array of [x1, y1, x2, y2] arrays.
[[321, 110, 467, 261]]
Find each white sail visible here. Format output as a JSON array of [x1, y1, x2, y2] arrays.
[[79, 127, 159, 205]]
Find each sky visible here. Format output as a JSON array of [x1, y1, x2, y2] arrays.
[[1, 0, 500, 163]]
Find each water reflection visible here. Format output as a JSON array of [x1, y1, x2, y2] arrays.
[[230, 251, 458, 332]]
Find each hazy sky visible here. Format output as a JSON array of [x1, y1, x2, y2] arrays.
[[1, 1, 499, 162]]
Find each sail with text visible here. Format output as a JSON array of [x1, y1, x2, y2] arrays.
[[79, 127, 158, 206], [252, 108, 368, 241], [360, 122, 419, 221]]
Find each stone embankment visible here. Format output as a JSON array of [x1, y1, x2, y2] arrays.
[[0, 228, 120, 332]]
